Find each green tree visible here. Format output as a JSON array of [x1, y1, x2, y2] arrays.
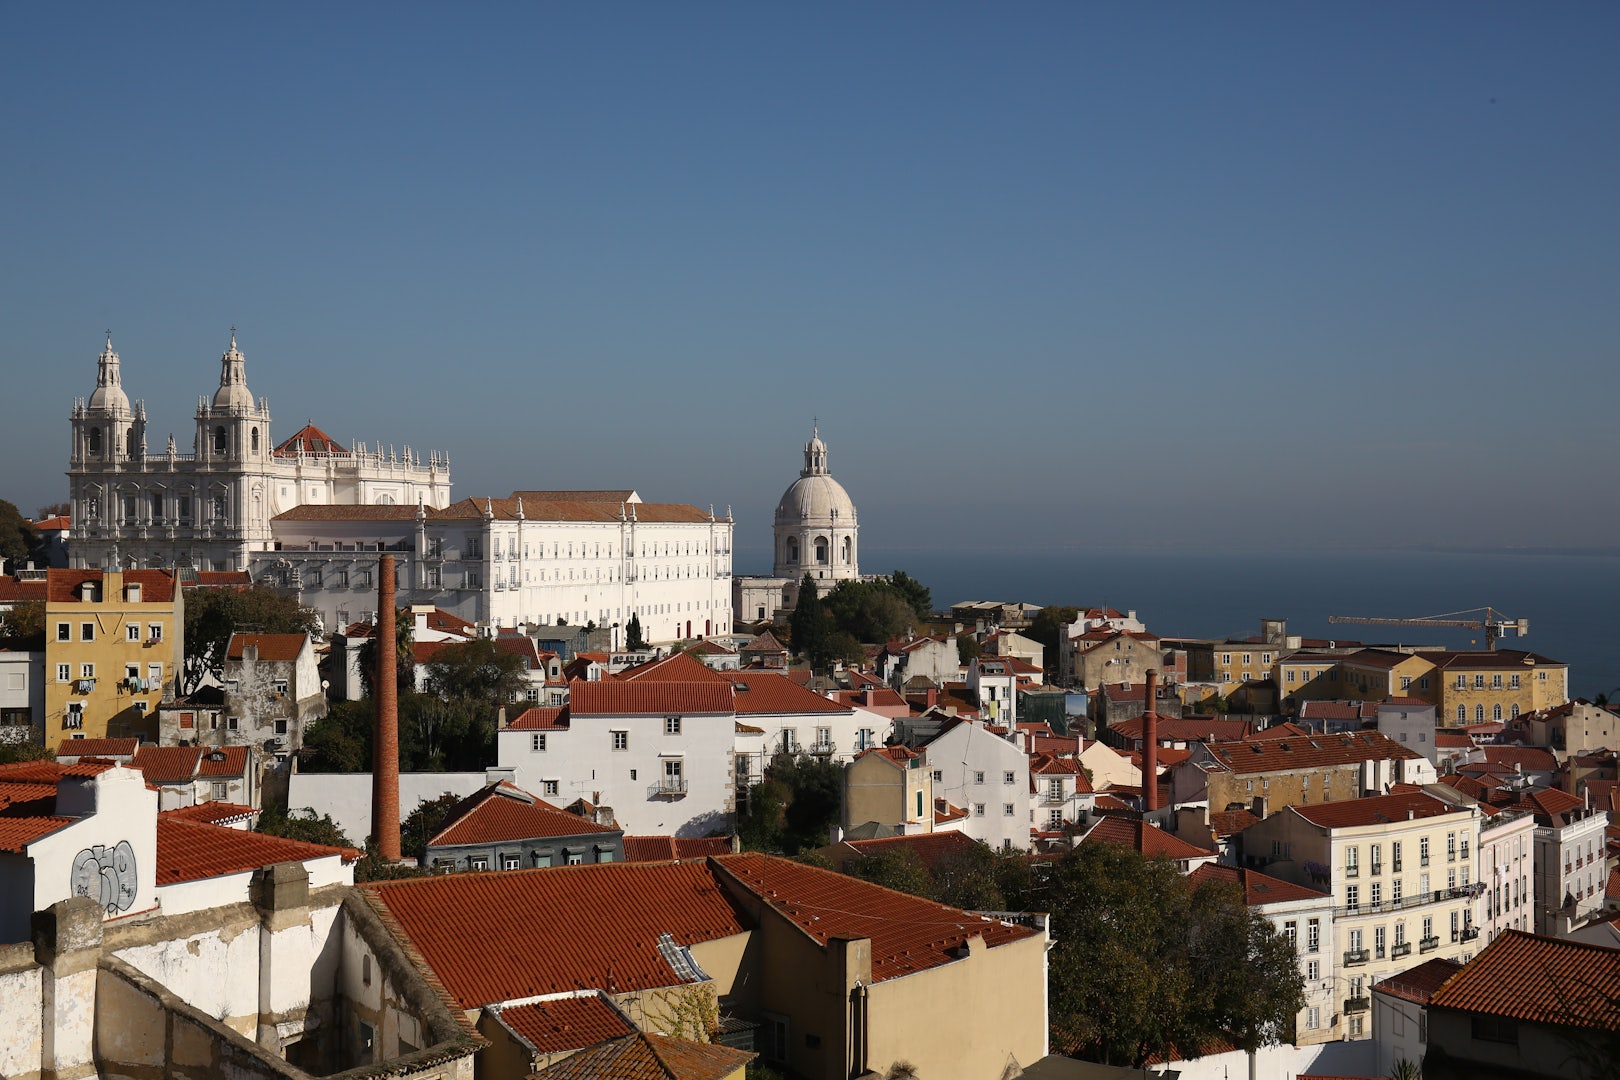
[[789, 575, 832, 672], [423, 638, 527, 704], [183, 585, 322, 695], [737, 753, 844, 855], [844, 847, 934, 898], [357, 610, 415, 700], [0, 599, 45, 641], [824, 630, 866, 669], [625, 613, 647, 651], [823, 579, 917, 644], [956, 633, 982, 665], [299, 699, 374, 772], [0, 742, 54, 765], [933, 842, 1008, 911], [1026, 605, 1080, 676], [398, 694, 497, 772], [257, 807, 354, 848], [36, 501, 71, 520], [887, 570, 933, 621], [400, 792, 465, 863], [0, 500, 44, 568]]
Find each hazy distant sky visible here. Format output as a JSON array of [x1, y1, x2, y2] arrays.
[[5, 4, 1618, 561]]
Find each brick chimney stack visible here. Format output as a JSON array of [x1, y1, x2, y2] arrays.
[[1142, 668, 1160, 812], [372, 555, 401, 861]]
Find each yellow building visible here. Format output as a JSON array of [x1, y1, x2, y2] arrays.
[[1422, 650, 1569, 727], [44, 569, 183, 749]]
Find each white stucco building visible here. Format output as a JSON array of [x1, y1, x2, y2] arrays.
[[68, 333, 450, 574], [922, 718, 1031, 850], [257, 490, 734, 643]]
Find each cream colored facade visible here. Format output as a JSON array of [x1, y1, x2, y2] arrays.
[[1241, 795, 1485, 1042], [842, 749, 934, 834], [43, 569, 183, 750]]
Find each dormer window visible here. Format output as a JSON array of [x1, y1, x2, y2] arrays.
[[126, 583, 141, 602]]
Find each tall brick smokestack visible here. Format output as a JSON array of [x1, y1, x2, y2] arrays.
[[1142, 668, 1160, 813], [372, 555, 401, 861]]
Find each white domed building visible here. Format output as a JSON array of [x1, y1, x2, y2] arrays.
[[733, 426, 862, 628], [773, 426, 859, 584]]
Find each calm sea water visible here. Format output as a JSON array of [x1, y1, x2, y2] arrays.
[[743, 548, 1620, 701]]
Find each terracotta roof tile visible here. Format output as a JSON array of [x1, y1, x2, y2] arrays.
[[1292, 791, 1469, 830], [619, 652, 730, 685], [726, 671, 848, 716], [0, 816, 76, 852], [1203, 730, 1420, 776], [1427, 930, 1620, 1030], [1207, 809, 1262, 837], [709, 854, 1036, 983], [509, 707, 569, 731], [197, 746, 249, 778], [227, 633, 308, 662], [569, 680, 733, 717], [533, 1031, 754, 1080], [56, 737, 139, 759], [830, 830, 981, 871], [130, 746, 203, 784], [1190, 863, 1329, 905], [364, 861, 750, 1007], [429, 783, 617, 846], [1373, 957, 1465, 1004], [159, 802, 257, 826], [273, 423, 348, 456], [46, 568, 176, 604], [272, 504, 422, 521], [621, 836, 733, 863], [1081, 817, 1212, 862], [497, 994, 635, 1055], [155, 818, 358, 884]]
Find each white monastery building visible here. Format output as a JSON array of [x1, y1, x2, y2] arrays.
[[68, 332, 450, 573]]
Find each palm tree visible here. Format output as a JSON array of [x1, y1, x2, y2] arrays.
[[1390, 1060, 1420, 1080]]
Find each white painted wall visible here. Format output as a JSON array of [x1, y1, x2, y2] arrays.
[[287, 771, 491, 849], [924, 721, 1030, 850]]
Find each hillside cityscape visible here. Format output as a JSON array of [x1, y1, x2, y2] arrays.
[[0, 352, 1614, 1080]]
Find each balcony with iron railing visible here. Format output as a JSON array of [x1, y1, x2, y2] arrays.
[[1460, 926, 1480, 942], [1336, 886, 1478, 919], [808, 741, 836, 756], [1420, 935, 1440, 952], [1344, 997, 1370, 1014], [649, 779, 688, 799], [1343, 949, 1369, 967], [1391, 941, 1412, 960]]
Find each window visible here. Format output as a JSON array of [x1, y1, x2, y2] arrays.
[[664, 716, 681, 735], [612, 731, 628, 751], [542, 780, 560, 797], [1393, 840, 1403, 872], [1003, 803, 1015, 816], [274, 719, 288, 735], [1492, 673, 1502, 689], [148, 623, 162, 642], [974, 771, 985, 784], [1420, 836, 1430, 866], [1371, 844, 1382, 875], [502, 854, 520, 870], [211, 782, 228, 800], [1370, 882, 1381, 906], [973, 803, 986, 817], [1375, 925, 1386, 959], [1306, 959, 1319, 981], [1346, 845, 1359, 875], [1003, 770, 1016, 784], [1349, 1014, 1364, 1037], [663, 759, 684, 792], [81, 663, 95, 679], [1447, 833, 1457, 861], [1346, 885, 1359, 913], [127, 623, 141, 642], [1509, 674, 1520, 689], [1307, 919, 1320, 952], [1474, 673, 1485, 689], [1283, 920, 1297, 950], [1450, 911, 1459, 941], [82, 622, 95, 642], [1307, 1007, 1320, 1031], [57, 664, 70, 682], [56, 623, 70, 642], [470, 856, 489, 871], [1393, 878, 1403, 902], [531, 734, 546, 752], [932, 769, 943, 782]]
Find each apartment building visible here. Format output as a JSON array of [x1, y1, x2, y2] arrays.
[[1240, 791, 1486, 1041], [43, 569, 183, 750]]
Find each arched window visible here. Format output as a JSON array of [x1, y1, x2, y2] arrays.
[[1510, 703, 1519, 719], [125, 429, 136, 457], [213, 426, 227, 455], [1475, 704, 1485, 723], [1457, 704, 1466, 723], [251, 427, 259, 453], [785, 536, 799, 563], [814, 536, 829, 565], [88, 428, 102, 456], [1493, 704, 1503, 722], [841, 536, 852, 564]]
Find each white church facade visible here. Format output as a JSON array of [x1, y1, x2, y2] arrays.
[[67, 332, 450, 573]]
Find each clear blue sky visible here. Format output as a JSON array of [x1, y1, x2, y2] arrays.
[[4, 4, 1618, 558]]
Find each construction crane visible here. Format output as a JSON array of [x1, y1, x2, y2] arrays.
[[1327, 607, 1528, 650]]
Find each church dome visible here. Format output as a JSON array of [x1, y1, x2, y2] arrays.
[[776, 472, 857, 526]]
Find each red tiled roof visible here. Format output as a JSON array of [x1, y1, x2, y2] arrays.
[[619, 651, 731, 684], [934, 798, 969, 825], [569, 680, 733, 717], [709, 853, 1036, 982], [1373, 957, 1464, 1005], [621, 836, 733, 863], [227, 632, 308, 662], [830, 830, 981, 871], [0, 777, 64, 816], [1293, 791, 1468, 830], [33, 515, 71, 530], [828, 688, 908, 710], [532, 1031, 754, 1080], [131, 746, 203, 784], [159, 802, 256, 826], [1515, 787, 1589, 827], [56, 737, 139, 759], [46, 568, 176, 604], [1109, 716, 1253, 743], [497, 994, 635, 1054], [1298, 701, 1379, 722], [509, 707, 569, 731], [0, 760, 115, 783], [1190, 863, 1329, 906], [1477, 746, 1558, 773], [0, 816, 76, 852], [272, 505, 422, 521], [0, 577, 47, 603], [726, 671, 847, 715], [197, 746, 249, 778], [1208, 808, 1263, 836], [155, 818, 357, 884], [1427, 930, 1620, 1031], [429, 783, 617, 847], [1204, 730, 1420, 776], [1082, 816, 1212, 861], [273, 423, 348, 456], [858, 745, 919, 767], [363, 861, 750, 1007], [739, 631, 786, 654], [421, 607, 476, 637]]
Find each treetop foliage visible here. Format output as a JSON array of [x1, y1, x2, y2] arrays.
[[183, 584, 322, 695]]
